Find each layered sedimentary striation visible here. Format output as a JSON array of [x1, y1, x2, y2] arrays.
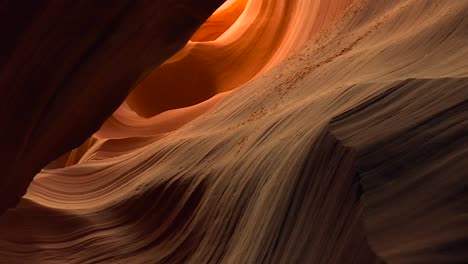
[[0, 0, 225, 213], [126, 0, 355, 117], [1, 0, 467, 263]]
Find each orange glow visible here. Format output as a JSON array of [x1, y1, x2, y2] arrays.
[[191, 0, 248, 42], [127, 0, 355, 117]]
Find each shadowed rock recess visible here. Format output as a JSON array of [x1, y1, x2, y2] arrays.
[[0, 0, 225, 213], [0, 0, 467, 263]]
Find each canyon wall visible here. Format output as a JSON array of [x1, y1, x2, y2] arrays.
[[0, 0, 467, 263], [0, 0, 225, 213]]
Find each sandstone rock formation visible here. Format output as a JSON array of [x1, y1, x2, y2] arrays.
[[0, 0, 467, 263], [0, 0, 225, 213], [126, 0, 355, 117]]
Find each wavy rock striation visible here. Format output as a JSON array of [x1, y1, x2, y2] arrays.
[[0, 0, 467, 263], [126, 0, 355, 117], [0, 0, 225, 213], [330, 78, 468, 263]]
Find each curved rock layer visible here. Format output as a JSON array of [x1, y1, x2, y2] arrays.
[[0, 0, 225, 213], [88, 0, 356, 155], [1, 0, 468, 263], [190, 0, 249, 42], [125, 0, 355, 117]]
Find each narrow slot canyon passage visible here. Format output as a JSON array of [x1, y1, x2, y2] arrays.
[[0, 0, 467, 263]]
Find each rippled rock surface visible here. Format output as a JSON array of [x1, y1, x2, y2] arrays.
[[0, 0, 467, 263]]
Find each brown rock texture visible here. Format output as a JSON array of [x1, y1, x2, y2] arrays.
[[0, 0, 225, 213], [0, 0, 467, 263]]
